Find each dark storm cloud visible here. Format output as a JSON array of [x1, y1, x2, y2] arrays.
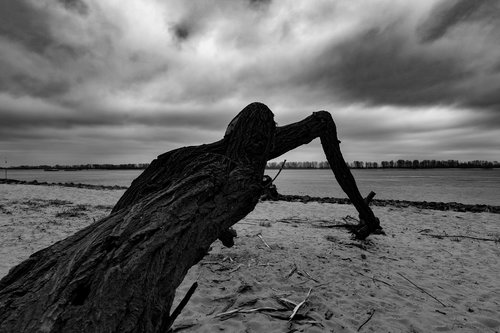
[[171, 22, 191, 42], [0, 0, 92, 100], [303, 28, 466, 107], [0, 0, 88, 52], [0, 106, 231, 135], [58, 0, 89, 15], [287, 2, 500, 113], [417, 0, 488, 42], [248, 0, 272, 9], [0, 1, 53, 53], [0, 73, 69, 99]]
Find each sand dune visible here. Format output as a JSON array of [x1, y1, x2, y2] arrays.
[[1, 184, 499, 332]]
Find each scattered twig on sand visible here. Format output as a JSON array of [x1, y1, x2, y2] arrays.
[[343, 215, 360, 224], [215, 307, 282, 319], [354, 271, 393, 287], [357, 309, 376, 331], [421, 234, 499, 242], [313, 281, 331, 289], [286, 263, 298, 278], [298, 270, 320, 283], [276, 297, 298, 310], [397, 273, 447, 307], [435, 309, 447, 315], [289, 288, 312, 321], [276, 217, 305, 224], [313, 221, 355, 229], [164, 282, 198, 332], [257, 262, 275, 267], [300, 320, 324, 326], [228, 264, 243, 273], [215, 295, 238, 313], [257, 233, 271, 248]]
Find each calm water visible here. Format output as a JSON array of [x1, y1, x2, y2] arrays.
[[4, 169, 142, 187], [269, 169, 500, 206], [4, 168, 500, 206]]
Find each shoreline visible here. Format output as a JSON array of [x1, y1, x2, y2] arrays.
[[2, 178, 499, 214], [0, 178, 128, 190], [264, 194, 500, 214]]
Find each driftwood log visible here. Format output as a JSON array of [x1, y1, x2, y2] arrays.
[[0, 102, 380, 332]]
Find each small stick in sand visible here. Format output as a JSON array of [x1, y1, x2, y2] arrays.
[[228, 264, 243, 273], [277, 297, 298, 309], [354, 271, 393, 287], [421, 234, 499, 242], [289, 288, 312, 321], [257, 233, 271, 248], [297, 270, 320, 283], [163, 282, 198, 331], [286, 263, 297, 278], [357, 309, 375, 331], [343, 215, 360, 224], [215, 307, 281, 319], [397, 272, 447, 307], [303, 270, 320, 283]]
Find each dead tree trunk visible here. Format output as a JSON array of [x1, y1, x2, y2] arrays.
[[0, 102, 380, 333]]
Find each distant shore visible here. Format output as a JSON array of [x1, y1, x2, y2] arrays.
[[263, 193, 500, 214], [0, 178, 128, 190], [2, 178, 499, 214]]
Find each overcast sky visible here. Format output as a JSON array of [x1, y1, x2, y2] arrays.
[[1, 0, 499, 166]]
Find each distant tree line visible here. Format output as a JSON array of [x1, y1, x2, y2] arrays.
[[8, 163, 150, 170], [6, 160, 499, 170], [266, 160, 500, 169], [266, 161, 332, 169]]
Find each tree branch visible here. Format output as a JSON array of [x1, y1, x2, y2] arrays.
[[270, 111, 381, 239]]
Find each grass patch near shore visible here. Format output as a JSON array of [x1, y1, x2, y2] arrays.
[[10, 199, 73, 211], [55, 204, 89, 218]]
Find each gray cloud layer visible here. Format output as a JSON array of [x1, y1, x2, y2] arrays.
[[1, 0, 499, 164]]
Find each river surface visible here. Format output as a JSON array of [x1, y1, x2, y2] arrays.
[[4, 168, 500, 206]]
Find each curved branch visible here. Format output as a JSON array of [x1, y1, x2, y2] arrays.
[[270, 111, 381, 239], [269, 112, 329, 159]]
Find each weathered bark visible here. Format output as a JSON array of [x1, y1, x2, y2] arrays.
[[0, 102, 381, 333]]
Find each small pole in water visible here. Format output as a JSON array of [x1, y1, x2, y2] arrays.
[[4, 158, 7, 180]]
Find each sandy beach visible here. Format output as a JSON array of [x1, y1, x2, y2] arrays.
[[1, 183, 499, 332]]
